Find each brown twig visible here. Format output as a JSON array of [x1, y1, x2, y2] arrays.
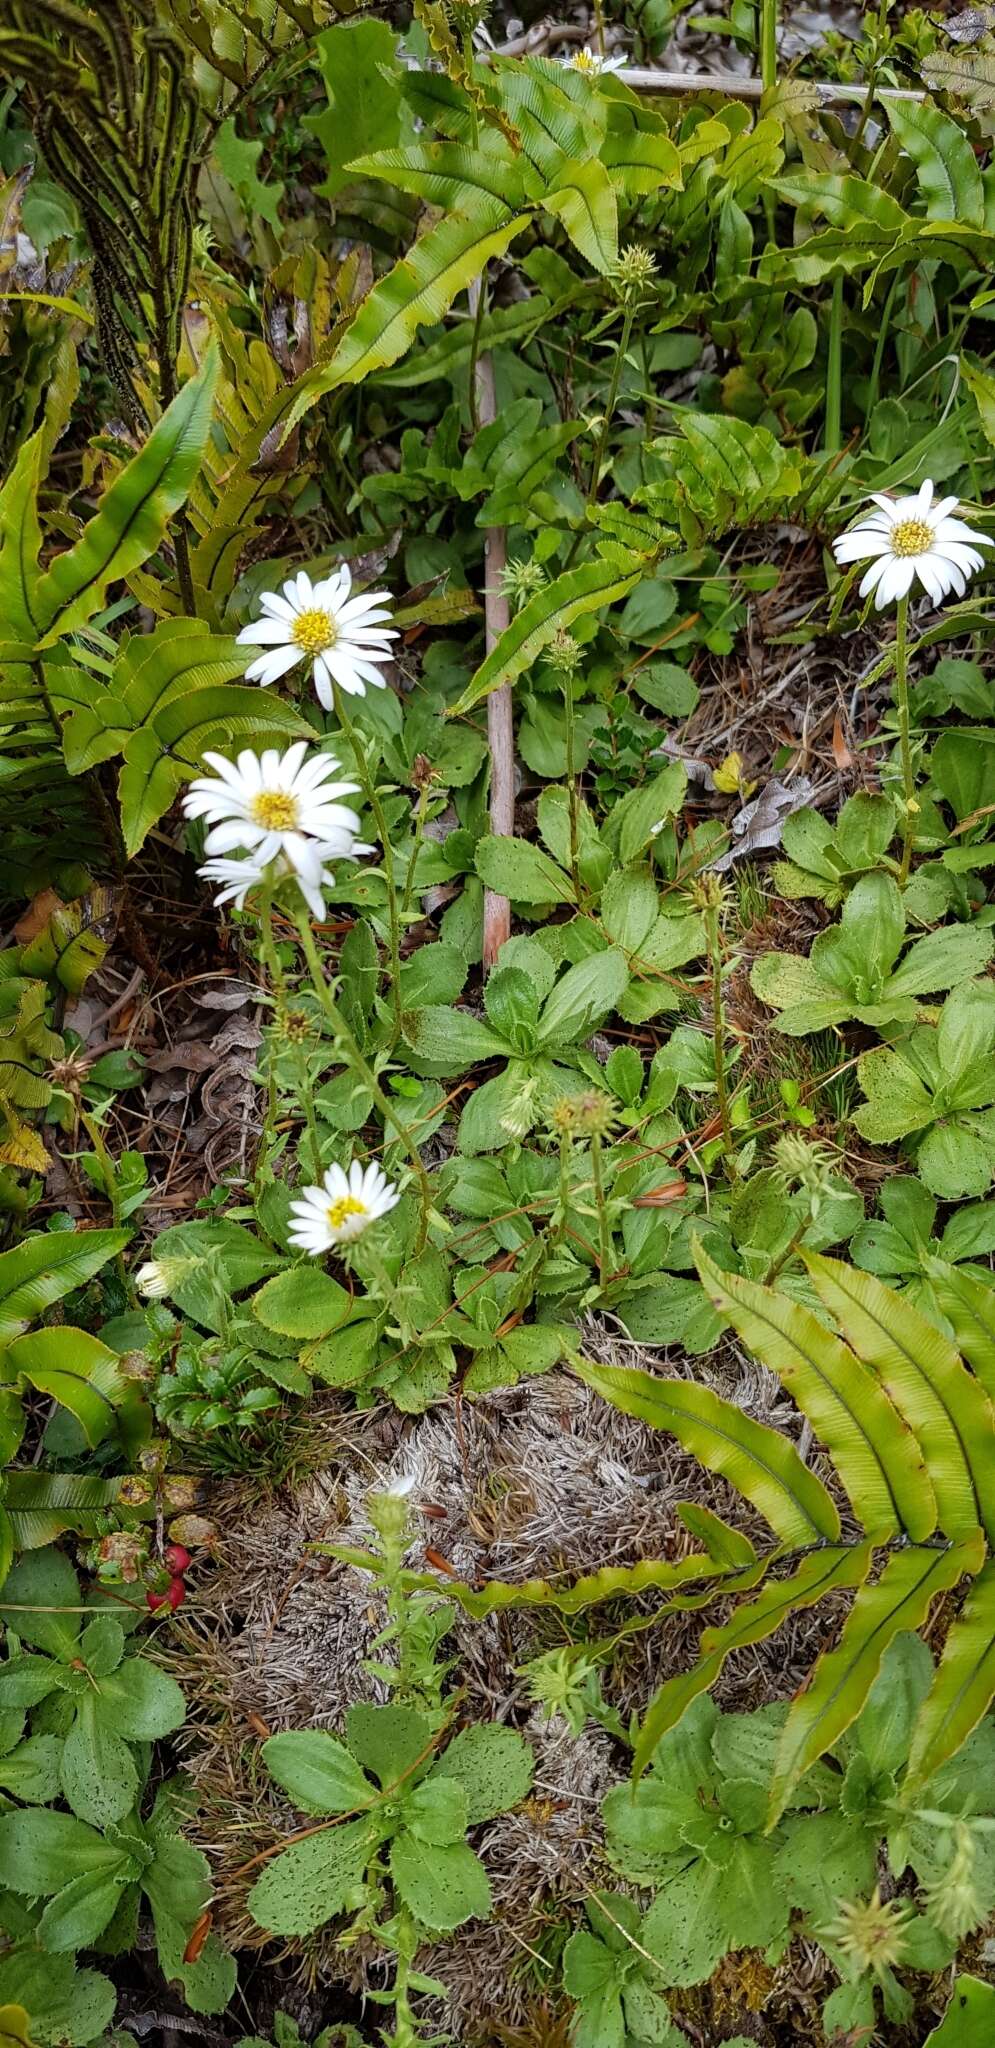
[[469, 277, 515, 969]]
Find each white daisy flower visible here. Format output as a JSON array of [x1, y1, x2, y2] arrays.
[[236, 566, 398, 706], [182, 742, 364, 879], [832, 480, 990, 610], [288, 1160, 401, 1254], [198, 843, 369, 922], [563, 44, 626, 75]]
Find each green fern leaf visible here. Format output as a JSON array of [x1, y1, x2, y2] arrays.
[[695, 1246, 935, 1541], [633, 1542, 875, 1779], [768, 1536, 985, 1825], [905, 1561, 995, 1794], [575, 1356, 840, 1546], [803, 1253, 995, 1542]]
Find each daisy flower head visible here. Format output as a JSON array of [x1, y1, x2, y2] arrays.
[[832, 480, 990, 610], [197, 842, 365, 922], [182, 741, 365, 876], [563, 44, 626, 75], [237, 565, 397, 707], [288, 1160, 401, 1255]]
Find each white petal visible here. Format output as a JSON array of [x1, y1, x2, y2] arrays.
[[833, 530, 893, 564], [245, 645, 303, 686], [236, 618, 294, 646], [858, 556, 890, 600]]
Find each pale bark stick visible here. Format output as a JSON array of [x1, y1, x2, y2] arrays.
[[469, 278, 514, 969]]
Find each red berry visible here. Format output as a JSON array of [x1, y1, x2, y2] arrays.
[[166, 1576, 186, 1610], [164, 1544, 191, 1575], [146, 1588, 168, 1613]]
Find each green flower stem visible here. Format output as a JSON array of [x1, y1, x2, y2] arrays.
[[291, 903, 432, 1252], [332, 681, 405, 1051], [259, 885, 322, 1181], [401, 776, 432, 919], [590, 1132, 613, 1284], [760, 0, 778, 92], [825, 275, 844, 455], [702, 884, 738, 1183], [586, 300, 636, 522], [78, 1107, 133, 1300], [894, 594, 916, 886], [563, 662, 582, 902]]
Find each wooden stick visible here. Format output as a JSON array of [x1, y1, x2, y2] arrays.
[[468, 277, 514, 969], [479, 31, 925, 105]]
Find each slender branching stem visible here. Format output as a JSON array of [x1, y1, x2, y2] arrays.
[[894, 595, 916, 886], [332, 682, 405, 1050], [291, 905, 432, 1252]]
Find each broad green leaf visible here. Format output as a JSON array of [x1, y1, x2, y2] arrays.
[[389, 1832, 491, 1931], [97, 1658, 186, 1740], [432, 1724, 533, 1823], [306, 20, 403, 199], [34, 348, 219, 646], [59, 1700, 138, 1828], [401, 1005, 510, 1068], [261, 1731, 375, 1815], [247, 1816, 380, 1936], [403, 1776, 467, 1846], [803, 1254, 995, 1543], [0, 1229, 129, 1341], [252, 1268, 353, 1340], [768, 1537, 985, 1825], [345, 1703, 434, 1787], [632, 1544, 875, 1780], [0, 1807, 133, 1891], [886, 98, 985, 225], [924, 1977, 995, 2043], [535, 948, 629, 1045], [473, 835, 574, 907], [38, 1870, 128, 1953], [905, 1562, 995, 1794], [694, 1249, 934, 1541], [544, 158, 618, 274], [452, 554, 644, 714], [286, 206, 530, 430], [575, 1356, 840, 1545], [0, 1544, 80, 1657]]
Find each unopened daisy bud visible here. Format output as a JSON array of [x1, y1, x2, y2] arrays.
[[772, 1133, 836, 1217], [282, 1009, 313, 1045], [545, 628, 582, 676], [368, 1468, 417, 1547], [571, 1090, 617, 1140], [551, 1096, 579, 1136], [499, 556, 546, 613], [135, 1257, 193, 1300], [499, 1074, 538, 1141], [821, 1888, 913, 1980], [922, 1825, 986, 1941], [611, 243, 657, 302]]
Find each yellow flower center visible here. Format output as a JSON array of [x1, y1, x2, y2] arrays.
[[890, 518, 934, 558], [292, 607, 337, 656], [572, 47, 600, 71], [251, 790, 299, 831], [327, 1196, 368, 1230]]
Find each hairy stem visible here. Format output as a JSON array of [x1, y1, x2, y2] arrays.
[[894, 594, 916, 886], [332, 683, 404, 1050], [292, 905, 432, 1252]]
